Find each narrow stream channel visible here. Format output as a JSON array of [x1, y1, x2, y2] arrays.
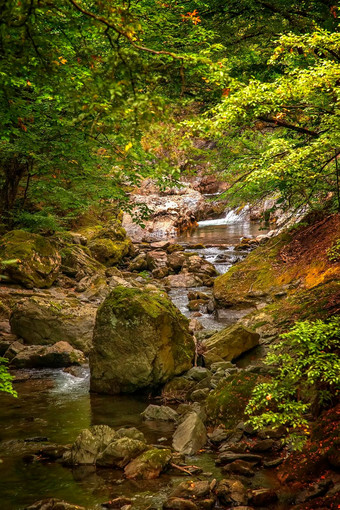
[[0, 215, 272, 510]]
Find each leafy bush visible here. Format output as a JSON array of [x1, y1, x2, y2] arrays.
[[0, 357, 17, 397], [246, 318, 340, 431], [327, 239, 340, 263]]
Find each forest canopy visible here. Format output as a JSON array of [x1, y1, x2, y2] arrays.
[[0, 0, 339, 230]]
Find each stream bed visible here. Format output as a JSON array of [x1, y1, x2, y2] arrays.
[[0, 217, 277, 510]]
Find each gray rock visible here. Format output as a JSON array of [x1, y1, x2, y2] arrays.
[[216, 452, 262, 466], [10, 296, 96, 354], [185, 366, 212, 381], [173, 412, 207, 455], [96, 437, 146, 467], [141, 404, 178, 422], [65, 425, 116, 465], [210, 361, 235, 372]]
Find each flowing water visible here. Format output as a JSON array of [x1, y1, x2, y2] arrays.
[[0, 213, 274, 510]]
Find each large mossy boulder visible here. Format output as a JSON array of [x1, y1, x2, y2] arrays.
[[10, 296, 96, 354], [124, 448, 172, 479], [0, 230, 61, 288], [90, 286, 195, 394], [203, 324, 260, 366]]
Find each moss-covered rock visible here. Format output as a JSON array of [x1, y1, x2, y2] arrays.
[[124, 448, 172, 479], [206, 372, 262, 429], [0, 230, 61, 288], [88, 238, 131, 265], [10, 295, 96, 354], [203, 324, 260, 366], [90, 286, 195, 394]]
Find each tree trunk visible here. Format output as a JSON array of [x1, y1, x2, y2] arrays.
[[0, 158, 27, 225]]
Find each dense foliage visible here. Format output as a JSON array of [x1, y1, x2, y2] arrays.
[[0, 1, 339, 230], [246, 318, 340, 432]]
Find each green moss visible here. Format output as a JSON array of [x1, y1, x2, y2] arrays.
[[89, 238, 131, 265], [206, 372, 263, 428]]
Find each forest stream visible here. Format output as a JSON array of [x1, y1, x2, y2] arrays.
[[0, 214, 289, 510]]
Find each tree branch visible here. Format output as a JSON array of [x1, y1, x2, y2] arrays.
[[258, 116, 319, 137]]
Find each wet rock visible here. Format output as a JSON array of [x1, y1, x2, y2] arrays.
[[102, 497, 132, 509], [96, 437, 146, 467], [163, 499, 199, 510], [64, 425, 117, 465], [208, 426, 229, 444], [187, 291, 210, 301], [168, 252, 187, 272], [25, 499, 85, 510], [203, 324, 260, 366], [152, 266, 169, 279], [216, 479, 247, 506], [248, 489, 278, 506], [170, 480, 211, 500], [90, 286, 195, 394], [258, 425, 286, 439], [124, 448, 172, 479], [221, 460, 255, 477], [188, 299, 206, 312], [163, 377, 196, 400], [165, 274, 203, 288], [216, 452, 262, 466], [185, 367, 211, 382], [10, 296, 96, 354], [4, 340, 25, 361], [167, 244, 185, 254], [190, 388, 210, 402], [88, 238, 131, 266], [141, 404, 178, 422], [189, 319, 204, 333], [146, 250, 169, 271], [210, 361, 235, 372], [114, 427, 146, 442], [10, 341, 86, 368], [249, 439, 275, 452], [177, 403, 207, 423], [151, 241, 170, 250], [0, 230, 61, 288], [263, 457, 283, 468], [173, 412, 207, 455], [295, 480, 333, 504], [127, 253, 148, 272], [60, 244, 104, 281]]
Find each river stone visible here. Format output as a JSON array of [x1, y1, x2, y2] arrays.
[[114, 427, 146, 442], [163, 498, 199, 510], [216, 479, 247, 506], [90, 286, 195, 394], [60, 244, 104, 281], [124, 448, 172, 479], [9, 341, 86, 368], [185, 366, 211, 381], [10, 296, 96, 354], [0, 230, 61, 288], [66, 425, 116, 465], [203, 324, 260, 366], [96, 437, 146, 468], [25, 498, 86, 510], [141, 404, 179, 422], [172, 412, 207, 455], [170, 480, 211, 500]]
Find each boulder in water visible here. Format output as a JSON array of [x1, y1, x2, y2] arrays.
[[141, 404, 178, 422], [90, 286, 195, 394], [172, 412, 207, 455], [124, 448, 172, 479], [9, 341, 85, 368], [25, 498, 86, 510]]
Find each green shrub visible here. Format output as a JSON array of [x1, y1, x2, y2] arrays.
[[246, 318, 340, 431], [0, 357, 17, 398], [327, 239, 340, 263]]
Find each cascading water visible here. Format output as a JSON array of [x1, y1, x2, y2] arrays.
[[198, 205, 249, 227]]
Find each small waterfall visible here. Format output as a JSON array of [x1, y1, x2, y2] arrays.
[[198, 206, 249, 227]]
